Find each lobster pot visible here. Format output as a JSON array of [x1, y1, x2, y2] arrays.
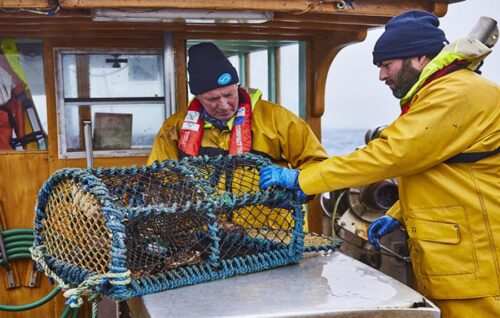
[[33, 154, 306, 301]]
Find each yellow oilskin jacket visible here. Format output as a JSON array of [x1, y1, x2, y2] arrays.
[[299, 39, 500, 299], [148, 88, 328, 229]]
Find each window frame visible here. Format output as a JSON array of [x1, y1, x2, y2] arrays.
[[55, 47, 166, 159]]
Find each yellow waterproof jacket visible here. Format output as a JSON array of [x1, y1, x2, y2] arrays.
[[299, 39, 500, 299], [148, 88, 328, 168], [148, 88, 328, 229]]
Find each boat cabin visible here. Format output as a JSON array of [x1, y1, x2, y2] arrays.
[[0, 1, 462, 317]]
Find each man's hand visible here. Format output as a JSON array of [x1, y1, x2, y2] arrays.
[[259, 165, 308, 203], [259, 165, 300, 190], [367, 215, 401, 249]]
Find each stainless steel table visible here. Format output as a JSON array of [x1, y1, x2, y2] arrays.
[[128, 251, 439, 318]]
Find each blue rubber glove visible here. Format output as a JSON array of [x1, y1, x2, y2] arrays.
[[367, 215, 401, 249], [259, 165, 301, 191], [259, 165, 308, 203]]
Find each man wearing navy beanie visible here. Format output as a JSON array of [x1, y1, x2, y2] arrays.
[[259, 10, 499, 318], [373, 11, 448, 64], [372, 10, 449, 99], [186, 42, 240, 96], [148, 42, 328, 228], [148, 41, 327, 163]]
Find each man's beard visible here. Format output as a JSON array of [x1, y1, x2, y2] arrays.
[[389, 59, 422, 99]]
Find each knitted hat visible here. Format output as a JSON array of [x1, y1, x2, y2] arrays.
[[187, 43, 239, 95], [373, 10, 448, 64]]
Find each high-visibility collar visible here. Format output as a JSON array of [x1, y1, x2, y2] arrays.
[[178, 87, 260, 156], [400, 60, 469, 116]]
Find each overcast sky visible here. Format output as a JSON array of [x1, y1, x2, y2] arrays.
[[325, 0, 499, 130]]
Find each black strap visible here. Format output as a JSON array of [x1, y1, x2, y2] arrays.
[[446, 147, 500, 164], [11, 131, 47, 149]]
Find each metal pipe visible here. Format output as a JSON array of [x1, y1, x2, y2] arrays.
[[468, 16, 498, 48], [379, 243, 410, 263], [83, 120, 94, 169]]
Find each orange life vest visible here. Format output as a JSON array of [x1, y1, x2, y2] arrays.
[[178, 87, 252, 157]]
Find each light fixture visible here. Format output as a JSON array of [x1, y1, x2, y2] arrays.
[[91, 9, 273, 24]]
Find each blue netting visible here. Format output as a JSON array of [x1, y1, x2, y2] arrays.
[[32, 153, 338, 302]]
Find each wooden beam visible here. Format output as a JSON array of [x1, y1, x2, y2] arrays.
[[0, 0, 51, 9], [0, 18, 345, 38], [312, 31, 367, 117], [0, 29, 164, 39], [179, 29, 318, 38], [0, 10, 90, 18], [57, 0, 453, 16], [44, 38, 59, 165], [0, 16, 364, 31], [304, 30, 366, 233], [173, 37, 187, 112], [264, 20, 365, 32], [0, 27, 315, 41], [274, 12, 390, 26], [0, 15, 370, 33], [176, 32, 315, 41]]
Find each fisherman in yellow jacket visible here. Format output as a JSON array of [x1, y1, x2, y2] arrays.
[[259, 11, 499, 318], [148, 42, 328, 228]]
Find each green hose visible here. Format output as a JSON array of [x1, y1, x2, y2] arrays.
[[0, 228, 77, 316], [0, 286, 62, 311]]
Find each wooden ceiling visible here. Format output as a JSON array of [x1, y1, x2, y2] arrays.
[[0, 0, 463, 39]]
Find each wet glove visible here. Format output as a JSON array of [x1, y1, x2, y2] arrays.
[[259, 165, 308, 203], [259, 165, 300, 190], [367, 215, 401, 249]]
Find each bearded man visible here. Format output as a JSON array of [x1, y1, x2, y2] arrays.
[[259, 10, 500, 318]]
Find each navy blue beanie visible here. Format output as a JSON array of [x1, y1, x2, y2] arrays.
[[373, 10, 448, 64], [187, 43, 239, 95]]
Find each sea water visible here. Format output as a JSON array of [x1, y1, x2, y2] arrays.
[[322, 128, 367, 156]]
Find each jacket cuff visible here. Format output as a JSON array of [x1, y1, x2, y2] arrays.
[[298, 163, 332, 195], [386, 200, 403, 223]]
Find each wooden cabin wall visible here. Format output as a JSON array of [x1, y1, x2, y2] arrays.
[[0, 30, 165, 318], [0, 151, 60, 318]]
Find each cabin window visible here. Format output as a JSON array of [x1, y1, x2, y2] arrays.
[[279, 44, 301, 117], [55, 49, 165, 159], [0, 38, 47, 152], [248, 49, 269, 100], [186, 40, 305, 118]]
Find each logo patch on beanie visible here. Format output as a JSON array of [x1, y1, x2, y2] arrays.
[[217, 73, 232, 85]]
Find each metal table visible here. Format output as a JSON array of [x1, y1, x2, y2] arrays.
[[128, 251, 439, 318]]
